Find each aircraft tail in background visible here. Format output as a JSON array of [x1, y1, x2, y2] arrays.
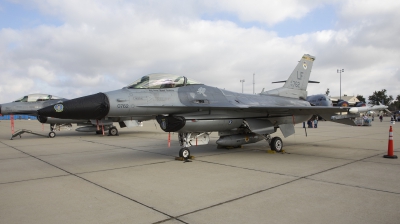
[[261, 54, 315, 100]]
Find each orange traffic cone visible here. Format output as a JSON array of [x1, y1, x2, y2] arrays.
[[384, 126, 397, 159]]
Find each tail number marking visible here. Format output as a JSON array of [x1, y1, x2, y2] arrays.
[[290, 81, 300, 88], [117, 104, 129, 108]]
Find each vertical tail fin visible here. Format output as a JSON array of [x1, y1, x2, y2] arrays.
[[283, 54, 315, 91], [262, 54, 316, 99]]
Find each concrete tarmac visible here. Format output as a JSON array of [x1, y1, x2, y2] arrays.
[[0, 118, 399, 223]]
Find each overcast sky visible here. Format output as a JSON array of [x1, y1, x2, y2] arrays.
[[0, 0, 399, 103]]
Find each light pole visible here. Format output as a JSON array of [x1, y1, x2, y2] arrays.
[[337, 69, 344, 100], [240, 79, 245, 93], [253, 73, 255, 94]]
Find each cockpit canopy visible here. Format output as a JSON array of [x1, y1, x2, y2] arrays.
[[13, 94, 63, 102], [125, 73, 202, 89]]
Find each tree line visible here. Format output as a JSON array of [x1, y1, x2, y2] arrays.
[[355, 89, 400, 111]]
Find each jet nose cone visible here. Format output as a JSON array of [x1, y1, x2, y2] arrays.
[[38, 93, 110, 120]]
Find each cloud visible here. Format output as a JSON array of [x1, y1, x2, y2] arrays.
[[0, 0, 399, 104], [28, 64, 55, 82], [206, 0, 323, 26]]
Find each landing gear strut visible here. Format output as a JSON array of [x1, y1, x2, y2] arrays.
[[178, 133, 192, 161], [263, 134, 284, 152], [48, 123, 72, 138], [176, 132, 210, 161]]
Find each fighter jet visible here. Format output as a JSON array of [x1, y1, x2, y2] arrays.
[[1, 93, 143, 137], [306, 94, 389, 114], [1, 93, 65, 115], [38, 54, 357, 159], [306, 94, 333, 106]]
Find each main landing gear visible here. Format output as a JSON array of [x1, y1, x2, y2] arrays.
[[108, 127, 119, 136], [270, 136, 283, 152], [263, 134, 283, 153], [95, 126, 119, 136]]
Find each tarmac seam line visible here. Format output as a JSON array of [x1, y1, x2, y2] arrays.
[[0, 174, 72, 185], [171, 152, 389, 219], [305, 178, 400, 195], [196, 159, 300, 178], [303, 152, 382, 178], [0, 141, 180, 222], [173, 177, 303, 220], [77, 139, 178, 158], [75, 160, 174, 175]]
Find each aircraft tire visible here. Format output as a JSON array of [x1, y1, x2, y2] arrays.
[[179, 148, 190, 160], [95, 130, 102, 135], [109, 127, 118, 136], [270, 137, 283, 152], [49, 131, 56, 138]]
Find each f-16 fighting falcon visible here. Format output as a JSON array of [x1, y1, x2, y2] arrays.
[[1, 93, 66, 115], [0, 94, 71, 137], [0, 93, 143, 138], [306, 94, 389, 114], [38, 54, 358, 159]]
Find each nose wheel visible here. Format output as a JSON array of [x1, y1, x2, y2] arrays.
[[48, 131, 56, 138], [179, 148, 191, 160]]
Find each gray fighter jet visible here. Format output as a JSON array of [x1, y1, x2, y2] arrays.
[[306, 94, 389, 114], [1, 93, 143, 137], [306, 94, 333, 106], [38, 54, 357, 159], [1, 93, 65, 115]]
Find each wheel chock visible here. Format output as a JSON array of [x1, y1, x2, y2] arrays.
[[267, 150, 276, 154], [175, 156, 195, 161]]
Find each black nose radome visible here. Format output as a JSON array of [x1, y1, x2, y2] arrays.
[[38, 93, 110, 120]]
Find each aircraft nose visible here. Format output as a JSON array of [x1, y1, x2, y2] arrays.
[[38, 93, 110, 120]]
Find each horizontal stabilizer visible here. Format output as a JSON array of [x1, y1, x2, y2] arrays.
[[272, 80, 320, 84]]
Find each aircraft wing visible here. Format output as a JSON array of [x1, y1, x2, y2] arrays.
[[138, 105, 349, 119]]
